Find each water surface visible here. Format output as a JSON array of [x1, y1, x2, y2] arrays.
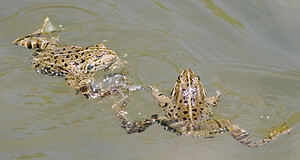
[[1, 0, 300, 159]]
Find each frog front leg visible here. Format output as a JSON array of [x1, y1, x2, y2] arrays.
[[205, 90, 221, 107], [149, 85, 171, 107], [65, 73, 97, 99]]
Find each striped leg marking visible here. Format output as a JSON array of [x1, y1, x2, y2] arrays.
[[229, 123, 291, 148]]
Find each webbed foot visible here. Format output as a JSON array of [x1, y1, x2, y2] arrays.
[[120, 114, 158, 134]]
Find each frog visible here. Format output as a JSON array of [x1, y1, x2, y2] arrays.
[[11, 17, 133, 100], [120, 68, 291, 148]]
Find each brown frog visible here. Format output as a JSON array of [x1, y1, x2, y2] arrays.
[[121, 68, 291, 148], [11, 17, 131, 99]]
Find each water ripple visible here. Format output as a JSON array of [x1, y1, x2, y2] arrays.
[[0, 2, 100, 21]]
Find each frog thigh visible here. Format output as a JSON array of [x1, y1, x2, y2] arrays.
[[172, 119, 231, 136]]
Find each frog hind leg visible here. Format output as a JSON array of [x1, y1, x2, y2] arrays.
[[111, 90, 130, 113], [119, 114, 158, 134], [12, 17, 59, 50], [119, 85, 169, 134], [167, 119, 232, 136], [12, 34, 57, 50], [30, 55, 67, 77], [170, 118, 291, 148], [229, 123, 291, 148], [65, 73, 117, 99]]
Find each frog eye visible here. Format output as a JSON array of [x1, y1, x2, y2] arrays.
[[87, 64, 94, 71]]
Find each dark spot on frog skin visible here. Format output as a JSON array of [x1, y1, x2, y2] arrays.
[[184, 100, 188, 104]]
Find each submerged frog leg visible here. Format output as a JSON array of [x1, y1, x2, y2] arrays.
[[127, 85, 145, 92], [229, 122, 291, 148], [120, 114, 158, 134], [116, 109, 129, 123], [111, 93, 129, 113], [156, 117, 180, 132], [205, 90, 221, 107], [149, 85, 171, 107], [65, 73, 97, 99]]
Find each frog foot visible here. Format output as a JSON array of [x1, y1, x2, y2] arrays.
[[268, 122, 292, 140], [121, 114, 158, 134]]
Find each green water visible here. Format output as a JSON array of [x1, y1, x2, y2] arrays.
[[1, 0, 300, 159]]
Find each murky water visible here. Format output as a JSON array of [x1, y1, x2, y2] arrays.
[[1, 0, 300, 159]]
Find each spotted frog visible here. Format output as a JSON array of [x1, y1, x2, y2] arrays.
[[11, 17, 132, 99], [121, 69, 291, 148]]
